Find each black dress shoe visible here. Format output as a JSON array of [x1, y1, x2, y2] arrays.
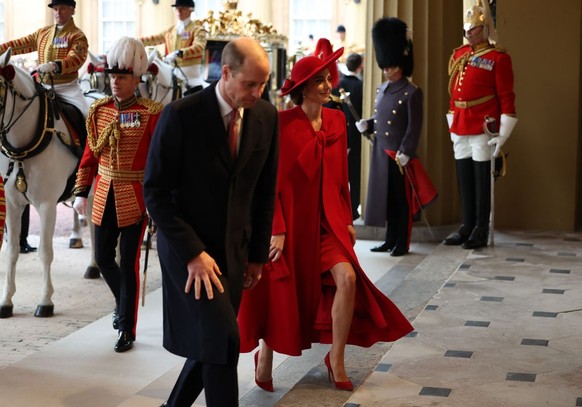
[[19, 242, 37, 254], [114, 331, 134, 353], [462, 227, 489, 250], [443, 225, 472, 246], [112, 310, 119, 330], [370, 241, 394, 252], [390, 246, 409, 257], [160, 402, 167, 407]]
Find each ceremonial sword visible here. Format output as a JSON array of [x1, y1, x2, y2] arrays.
[[338, 88, 374, 143]]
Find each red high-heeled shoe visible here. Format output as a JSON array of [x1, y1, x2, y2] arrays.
[[254, 350, 274, 392], [324, 352, 354, 391]]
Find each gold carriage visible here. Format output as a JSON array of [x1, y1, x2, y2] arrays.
[[199, 1, 288, 110]]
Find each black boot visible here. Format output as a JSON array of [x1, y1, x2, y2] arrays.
[[114, 331, 135, 353], [444, 224, 473, 246], [20, 204, 37, 253], [463, 161, 491, 250], [444, 158, 475, 246]]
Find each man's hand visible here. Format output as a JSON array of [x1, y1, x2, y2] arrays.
[[243, 262, 263, 290], [487, 136, 507, 158], [185, 251, 223, 300], [446, 113, 453, 129], [356, 119, 368, 133], [73, 196, 87, 216], [164, 50, 180, 64], [269, 234, 285, 262], [396, 151, 410, 167], [38, 62, 57, 74]]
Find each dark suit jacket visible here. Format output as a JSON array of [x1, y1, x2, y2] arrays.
[[144, 82, 279, 363], [337, 74, 363, 152]]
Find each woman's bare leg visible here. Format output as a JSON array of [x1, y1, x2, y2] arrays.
[[328, 262, 356, 382]]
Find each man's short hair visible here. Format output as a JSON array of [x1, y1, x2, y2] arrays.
[[336, 25, 346, 33], [222, 41, 245, 74], [346, 53, 363, 73]]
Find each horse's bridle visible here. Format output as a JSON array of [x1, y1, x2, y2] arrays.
[[0, 70, 61, 174], [0, 71, 39, 146]]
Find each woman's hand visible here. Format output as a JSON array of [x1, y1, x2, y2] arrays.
[[347, 224, 356, 246], [269, 234, 285, 262]]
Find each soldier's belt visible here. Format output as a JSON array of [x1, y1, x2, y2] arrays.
[[454, 94, 495, 108], [98, 165, 144, 182]]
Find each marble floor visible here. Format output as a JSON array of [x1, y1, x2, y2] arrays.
[[0, 224, 580, 407]]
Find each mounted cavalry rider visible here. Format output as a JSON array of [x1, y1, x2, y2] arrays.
[[140, 0, 208, 94], [0, 0, 89, 117], [73, 37, 163, 353], [444, 0, 518, 250]]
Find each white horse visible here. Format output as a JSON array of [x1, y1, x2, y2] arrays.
[[139, 49, 206, 105], [79, 51, 110, 96], [0, 49, 83, 317]]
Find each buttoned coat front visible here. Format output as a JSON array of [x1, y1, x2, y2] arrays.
[[364, 78, 423, 227], [144, 83, 279, 363]]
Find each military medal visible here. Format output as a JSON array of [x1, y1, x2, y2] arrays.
[[119, 112, 141, 128], [469, 56, 494, 71], [53, 36, 69, 49]]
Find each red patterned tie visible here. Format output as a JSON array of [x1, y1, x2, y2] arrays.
[[228, 109, 240, 158]]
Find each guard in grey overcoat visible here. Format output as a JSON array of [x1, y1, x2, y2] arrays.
[[357, 17, 423, 256]]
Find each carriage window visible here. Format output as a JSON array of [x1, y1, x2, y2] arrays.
[[99, 0, 136, 53], [289, 0, 332, 56]]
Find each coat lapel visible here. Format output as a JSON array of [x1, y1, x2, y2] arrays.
[[201, 84, 234, 167], [233, 106, 262, 174]]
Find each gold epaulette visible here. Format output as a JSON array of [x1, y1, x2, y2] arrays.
[[137, 98, 164, 115], [87, 96, 113, 123], [494, 43, 507, 53]]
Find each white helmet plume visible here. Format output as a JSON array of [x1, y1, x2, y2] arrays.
[[106, 36, 148, 77]]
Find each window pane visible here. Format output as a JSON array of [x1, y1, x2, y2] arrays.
[[99, 0, 136, 53], [289, 0, 331, 54]]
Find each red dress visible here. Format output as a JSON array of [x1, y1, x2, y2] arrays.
[[238, 106, 413, 356]]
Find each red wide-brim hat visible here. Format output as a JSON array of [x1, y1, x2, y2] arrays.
[[281, 42, 344, 96]]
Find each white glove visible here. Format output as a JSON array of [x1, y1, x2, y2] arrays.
[[164, 50, 180, 64], [396, 151, 410, 167], [446, 113, 453, 129], [73, 196, 88, 217], [356, 119, 368, 133], [487, 114, 518, 157], [38, 62, 57, 74]]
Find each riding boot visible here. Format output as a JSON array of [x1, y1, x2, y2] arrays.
[[444, 158, 475, 245], [463, 161, 491, 249], [20, 204, 37, 253]]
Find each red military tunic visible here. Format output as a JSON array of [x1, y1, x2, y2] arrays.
[[0, 18, 87, 85], [140, 20, 207, 68], [74, 97, 163, 227], [448, 43, 515, 135]]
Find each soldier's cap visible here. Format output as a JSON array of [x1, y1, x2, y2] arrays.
[[48, 0, 76, 8], [105, 37, 148, 77], [172, 0, 194, 7]]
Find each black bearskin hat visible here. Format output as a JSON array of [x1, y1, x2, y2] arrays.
[[372, 17, 414, 77]]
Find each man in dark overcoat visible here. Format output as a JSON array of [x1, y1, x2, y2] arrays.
[[144, 37, 279, 407]]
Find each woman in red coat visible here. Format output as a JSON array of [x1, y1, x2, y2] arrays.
[[238, 38, 413, 392]]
